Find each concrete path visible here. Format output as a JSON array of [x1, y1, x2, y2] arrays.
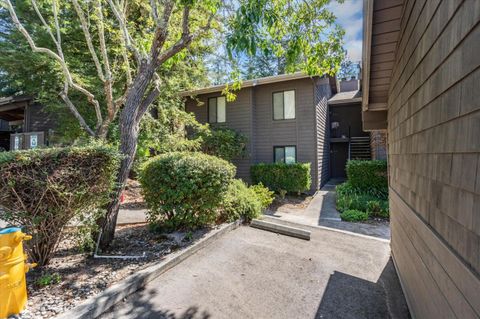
[[117, 207, 148, 225], [100, 226, 409, 319], [266, 180, 391, 240]]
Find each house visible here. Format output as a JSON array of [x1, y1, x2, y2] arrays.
[[183, 73, 386, 192], [0, 96, 56, 151], [362, 0, 479, 318]]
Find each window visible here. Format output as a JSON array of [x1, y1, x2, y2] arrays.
[[273, 90, 295, 120], [208, 96, 226, 123], [274, 146, 296, 164]]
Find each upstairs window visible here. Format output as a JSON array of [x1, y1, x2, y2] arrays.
[[208, 96, 226, 123], [273, 90, 295, 120], [274, 146, 296, 164]]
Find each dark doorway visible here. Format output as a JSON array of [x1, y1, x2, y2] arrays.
[[330, 143, 348, 178]]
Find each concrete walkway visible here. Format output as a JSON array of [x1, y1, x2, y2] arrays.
[[266, 180, 391, 240], [101, 226, 409, 319], [117, 207, 148, 225]]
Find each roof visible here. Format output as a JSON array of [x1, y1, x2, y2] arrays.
[[328, 90, 362, 105], [0, 95, 32, 106], [181, 72, 316, 96]]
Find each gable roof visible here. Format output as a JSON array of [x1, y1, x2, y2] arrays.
[[180, 72, 317, 96]]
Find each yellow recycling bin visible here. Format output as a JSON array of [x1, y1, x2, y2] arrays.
[[0, 227, 36, 319]]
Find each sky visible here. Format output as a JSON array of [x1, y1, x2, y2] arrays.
[[327, 0, 363, 62]]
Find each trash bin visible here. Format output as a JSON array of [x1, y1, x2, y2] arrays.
[[0, 227, 35, 319]]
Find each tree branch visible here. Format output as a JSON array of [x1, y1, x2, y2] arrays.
[[106, 0, 143, 65], [60, 83, 95, 137], [1, 0, 103, 134], [72, 0, 105, 82]]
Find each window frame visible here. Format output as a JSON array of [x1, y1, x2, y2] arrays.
[[208, 96, 226, 123], [273, 145, 297, 164], [272, 89, 296, 121]]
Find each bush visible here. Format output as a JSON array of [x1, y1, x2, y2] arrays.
[[199, 127, 248, 161], [220, 179, 262, 222], [346, 160, 388, 198], [336, 181, 390, 221], [249, 183, 275, 209], [340, 209, 369, 222], [139, 152, 235, 230], [250, 163, 311, 193], [0, 145, 120, 266]]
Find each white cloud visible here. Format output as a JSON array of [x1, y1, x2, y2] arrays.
[[327, 0, 363, 61]]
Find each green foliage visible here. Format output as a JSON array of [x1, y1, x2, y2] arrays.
[[346, 160, 388, 198], [336, 181, 389, 221], [251, 163, 311, 193], [0, 144, 120, 266], [198, 127, 248, 161], [226, 0, 345, 76], [35, 272, 62, 287], [249, 183, 275, 209], [139, 152, 235, 230], [340, 210, 369, 222], [220, 179, 262, 222]]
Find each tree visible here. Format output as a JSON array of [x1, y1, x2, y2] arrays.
[[0, 0, 345, 247]]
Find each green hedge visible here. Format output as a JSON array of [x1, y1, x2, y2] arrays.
[[139, 152, 235, 230], [346, 160, 387, 195], [0, 145, 120, 266], [220, 179, 262, 222], [250, 163, 311, 193]]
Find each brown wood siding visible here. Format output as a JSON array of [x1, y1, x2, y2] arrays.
[[368, 0, 404, 106], [186, 77, 324, 191], [26, 103, 56, 134], [185, 88, 253, 182], [386, 0, 480, 318], [314, 78, 332, 188], [253, 78, 318, 191]]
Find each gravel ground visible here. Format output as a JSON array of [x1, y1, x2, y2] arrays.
[[8, 224, 212, 319]]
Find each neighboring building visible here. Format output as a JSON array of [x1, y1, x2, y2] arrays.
[[362, 0, 479, 318], [183, 73, 381, 191], [0, 96, 56, 151]]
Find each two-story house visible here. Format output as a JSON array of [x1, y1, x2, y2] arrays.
[[183, 73, 379, 192]]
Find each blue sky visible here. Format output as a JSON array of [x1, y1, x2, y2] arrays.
[[327, 0, 363, 62]]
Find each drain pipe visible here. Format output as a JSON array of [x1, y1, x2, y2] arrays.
[[93, 230, 146, 260]]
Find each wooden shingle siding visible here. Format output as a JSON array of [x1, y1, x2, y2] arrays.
[[314, 78, 331, 188], [385, 0, 480, 317]]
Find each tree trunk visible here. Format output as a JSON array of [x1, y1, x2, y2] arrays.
[[99, 102, 140, 248]]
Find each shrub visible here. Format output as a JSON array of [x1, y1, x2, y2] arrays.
[[220, 179, 262, 222], [340, 209, 369, 222], [0, 145, 120, 266], [346, 160, 388, 198], [199, 127, 248, 161], [250, 163, 311, 193], [249, 183, 275, 209], [367, 200, 390, 218], [139, 152, 235, 230]]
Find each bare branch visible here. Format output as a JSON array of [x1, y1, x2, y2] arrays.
[[72, 0, 105, 82], [93, 0, 115, 122], [2, 0, 103, 131], [60, 83, 96, 137], [150, 0, 159, 24], [106, 0, 143, 65]]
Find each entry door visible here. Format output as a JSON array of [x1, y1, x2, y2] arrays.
[[330, 143, 348, 178]]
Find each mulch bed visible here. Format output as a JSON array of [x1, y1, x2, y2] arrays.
[[13, 224, 212, 319], [268, 194, 313, 212]]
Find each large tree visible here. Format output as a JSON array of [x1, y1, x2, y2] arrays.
[[0, 0, 344, 246]]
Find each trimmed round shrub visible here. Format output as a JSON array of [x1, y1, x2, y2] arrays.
[[340, 209, 369, 222], [250, 163, 311, 193], [220, 179, 262, 222], [139, 152, 235, 230], [0, 145, 120, 266]]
